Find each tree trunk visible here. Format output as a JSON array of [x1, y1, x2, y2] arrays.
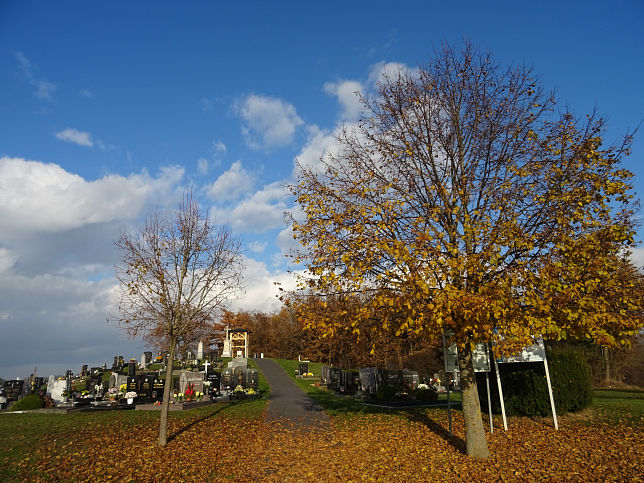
[[158, 340, 177, 447], [602, 346, 611, 385], [458, 346, 489, 458]]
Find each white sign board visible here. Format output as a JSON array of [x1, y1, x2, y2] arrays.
[[498, 338, 546, 363]]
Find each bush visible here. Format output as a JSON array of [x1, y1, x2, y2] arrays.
[[477, 345, 593, 416], [10, 394, 45, 411], [376, 385, 398, 401], [413, 388, 438, 403]]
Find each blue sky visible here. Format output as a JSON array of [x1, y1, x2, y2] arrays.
[[1, 1, 643, 379]]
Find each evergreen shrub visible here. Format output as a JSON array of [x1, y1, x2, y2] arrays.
[[476, 345, 593, 416], [10, 394, 45, 411]]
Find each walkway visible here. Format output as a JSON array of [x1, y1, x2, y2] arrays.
[[253, 358, 331, 429]]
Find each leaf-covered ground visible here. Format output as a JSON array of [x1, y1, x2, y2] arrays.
[[3, 408, 642, 481]]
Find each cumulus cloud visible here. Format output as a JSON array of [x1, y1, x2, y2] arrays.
[[367, 61, 415, 87], [15, 51, 57, 100], [323, 79, 364, 121], [207, 160, 254, 202], [219, 182, 289, 233], [80, 88, 94, 98], [235, 94, 304, 150], [0, 157, 184, 233], [55, 128, 94, 147], [227, 256, 301, 313], [248, 241, 267, 254]]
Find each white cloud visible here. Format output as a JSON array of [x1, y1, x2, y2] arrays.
[[629, 247, 644, 269], [197, 157, 210, 174], [248, 241, 267, 254], [80, 88, 94, 98], [212, 140, 227, 154], [220, 182, 289, 233], [0, 157, 184, 233], [367, 61, 415, 87], [55, 128, 94, 147], [323, 79, 364, 121], [207, 160, 254, 202], [236, 94, 304, 150], [228, 256, 301, 313], [15, 51, 57, 100]]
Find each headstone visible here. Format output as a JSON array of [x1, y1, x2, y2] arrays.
[[233, 367, 245, 389], [246, 368, 258, 391], [4, 380, 24, 401], [206, 372, 221, 396], [152, 377, 165, 400], [359, 367, 378, 396], [138, 374, 155, 398], [228, 357, 248, 369], [140, 353, 148, 369], [46, 377, 68, 403], [186, 349, 194, 361], [81, 365, 88, 377], [179, 371, 204, 395], [327, 368, 342, 391], [321, 366, 332, 384], [127, 376, 138, 393], [108, 372, 128, 390], [144, 351, 152, 365], [402, 370, 419, 389], [298, 363, 309, 375], [222, 339, 232, 358], [221, 368, 233, 390], [128, 360, 136, 377], [197, 340, 204, 360], [339, 370, 359, 394]]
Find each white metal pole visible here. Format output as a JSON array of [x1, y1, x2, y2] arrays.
[[543, 358, 559, 430], [486, 372, 493, 433], [494, 359, 508, 431]]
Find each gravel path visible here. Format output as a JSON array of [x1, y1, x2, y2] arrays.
[[254, 358, 331, 429]]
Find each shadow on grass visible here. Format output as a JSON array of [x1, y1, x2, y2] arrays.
[[167, 400, 254, 442], [400, 408, 467, 454]]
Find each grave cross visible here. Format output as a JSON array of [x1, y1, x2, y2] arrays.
[[203, 360, 211, 375]]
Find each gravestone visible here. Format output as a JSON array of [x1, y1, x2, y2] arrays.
[[246, 368, 258, 391], [140, 353, 148, 369], [47, 377, 68, 403], [197, 340, 204, 360], [4, 380, 24, 401], [144, 351, 152, 365], [402, 370, 419, 389], [221, 368, 234, 390], [152, 377, 165, 400], [127, 376, 138, 393], [179, 371, 205, 395], [321, 366, 332, 384], [339, 370, 359, 394], [206, 372, 221, 396], [298, 363, 309, 375], [137, 374, 155, 398], [80, 365, 88, 377], [327, 368, 342, 391], [233, 367, 245, 389], [228, 357, 248, 369], [108, 372, 128, 390], [359, 367, 378, 397], [128, 360, 136, 377]]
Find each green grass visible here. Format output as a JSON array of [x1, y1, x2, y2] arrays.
[[591, 388, 644, 424]]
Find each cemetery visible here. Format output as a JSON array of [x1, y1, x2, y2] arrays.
[[0, 334, 262, 413]]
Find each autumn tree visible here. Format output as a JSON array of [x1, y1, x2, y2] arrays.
[[289, 42, 643, 458], [114, 190, 243, 446]]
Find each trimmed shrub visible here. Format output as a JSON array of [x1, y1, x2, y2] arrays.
[[376, 385, 398, 401], [10, 394, 45, 411], [413, 388, 439, 403], [477, 345, 593, 416]]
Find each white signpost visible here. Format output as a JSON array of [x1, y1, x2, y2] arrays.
[[495, 337, 558, 430]]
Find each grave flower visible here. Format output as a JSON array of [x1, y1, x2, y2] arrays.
[[184, 383, 195, 400], [195, 391, 203, 401], [174, 392, 184, 402], [124, 391, 137, 399], [233, 385, 244, 393]]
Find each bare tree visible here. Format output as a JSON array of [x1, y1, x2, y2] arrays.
[[114, 189, 243, 446]]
